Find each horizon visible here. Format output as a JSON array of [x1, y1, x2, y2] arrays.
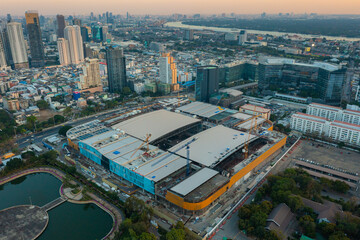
[[1, 0, 360, 16]]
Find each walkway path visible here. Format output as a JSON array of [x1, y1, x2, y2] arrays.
[[41, 197, 67, 212]]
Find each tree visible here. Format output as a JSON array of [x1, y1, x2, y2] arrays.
[[329, 231, 351, 240], [122, 87, 132, 95], [26, 115, 37, 131], [287, 195, 304, 212], [54, 115, 65, 123], [139, 232, 156, 240], [36, 100, 49, 110], [166, 228, 185, 240], [299, 215, 316, 238], [332, 180, 350, 194], [59, 125, 73, 136], [4, 158, 23, 172], [63, 107, 72, 116]]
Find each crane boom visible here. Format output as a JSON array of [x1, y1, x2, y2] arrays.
[[150, 137, 197, 170]]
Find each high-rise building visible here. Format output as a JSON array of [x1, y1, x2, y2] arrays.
[[56, 14, 65, 38], [91, 25, 101, 42], [73, 18, 81, 26], [80, 58, 102, 90], [7, 14, 12, 23], [80, 26, 89, 42], [106, 46, 127, 93], [101, 26, 108, 42], [6, 22, 28, 69], [64, 25, 84, 65], [258, 58, 346, 105], [0, 21, 13, 67], [25, 10, 45, 68], [0, 34, 7, 69], [238, 30, 247, 45], [57, 38, 71, 66], [159, 52, 178, 91], [184, 29, 194, 40], [195, 66, 219, 102], [0, 22, 7, 69]]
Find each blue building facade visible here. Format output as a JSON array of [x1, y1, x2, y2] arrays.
[[78, 141, 155, 194]]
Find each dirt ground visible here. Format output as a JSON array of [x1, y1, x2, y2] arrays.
[[37, 109, 62, 122]]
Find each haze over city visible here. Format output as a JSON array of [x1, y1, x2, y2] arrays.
[[1, 0, 360, 15], [1, 1, 360, 240]]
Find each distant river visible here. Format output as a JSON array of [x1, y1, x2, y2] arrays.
[[165, 21, 360, 42], [0, 173, 113, 240]]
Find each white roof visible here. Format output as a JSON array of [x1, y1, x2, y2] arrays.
[[177, 101, 226, 118], [112, 109, 200, 142], [231, 112, 253, 121], [170, 168, 218, 197], [80, 130, 189, 182], [236, 118, 266, 130], [136, 154, 188, 182], [170, 125, 257, 167]]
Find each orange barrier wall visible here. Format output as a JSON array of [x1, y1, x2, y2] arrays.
[[165, 136, 287, 211], [67, 138, 79, 150]]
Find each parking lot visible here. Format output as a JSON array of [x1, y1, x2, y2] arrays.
[[289, 140, 360, 174]]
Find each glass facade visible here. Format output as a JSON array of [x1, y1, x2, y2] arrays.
[[219, 62, 258, 86], [258, 62, 346, 105], [195, 66, 219, 102], [79, 142, 155, 194]]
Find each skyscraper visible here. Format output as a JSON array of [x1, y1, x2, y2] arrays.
[[64, 25, 84, 65], [25, 11, 45, 68], [159, 52, 178, 91], [0, 21, 13, 67], [238, 30, 247, 45], [184, 29, 194, 40], [73, 18, 81, 26], [6, 22, 28, 69], [57, 38, 70, 66], [7, 14, 12, 23], [56, 14, 65, 38], [0, 32, 7, 69], [195, 66, 219, 102], [80, 26, 89, 42], [80, 58, 102, 90], [106, 46, 127, 93]]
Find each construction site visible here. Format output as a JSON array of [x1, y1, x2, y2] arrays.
[[66, 100, 287, 219]]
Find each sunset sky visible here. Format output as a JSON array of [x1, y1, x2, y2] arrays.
[[1, 0, 360, 16]]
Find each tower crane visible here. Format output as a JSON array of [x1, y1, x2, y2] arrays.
[[130, 134, 152, 158], [151, 137, 197, 176]]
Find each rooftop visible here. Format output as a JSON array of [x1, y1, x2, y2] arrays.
[[66, 120, 110, 141], [80, 130, 189, 183], [170, 125, 257, 167], [240, 104, 271, 113], [111, 109, 200, 142], [170, 167, 219, 197], [177, 101, 227, 118]]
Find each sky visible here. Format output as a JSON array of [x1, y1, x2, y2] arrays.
[[1, 0, 360, 16]]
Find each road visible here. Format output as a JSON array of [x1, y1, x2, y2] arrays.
[[15, 103, 147, 150], [16, 115, 100, 149]]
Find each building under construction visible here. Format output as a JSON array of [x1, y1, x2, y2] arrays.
[[67, 103, 286, 213]]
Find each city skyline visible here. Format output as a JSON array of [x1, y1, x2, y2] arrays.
[[1, 0, 360, 16]]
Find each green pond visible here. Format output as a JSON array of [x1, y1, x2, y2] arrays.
[[0, 172, 113, 240]]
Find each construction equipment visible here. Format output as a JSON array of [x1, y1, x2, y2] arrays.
[[241, 106, 259, 159], [151, 137, 197, 176], [130, 134, 152, 158]]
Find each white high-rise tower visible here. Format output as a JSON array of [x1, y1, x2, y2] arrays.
[[6, 22, 28, 69], [57, 38, 71, 66], [64, 25, 84, 65]]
